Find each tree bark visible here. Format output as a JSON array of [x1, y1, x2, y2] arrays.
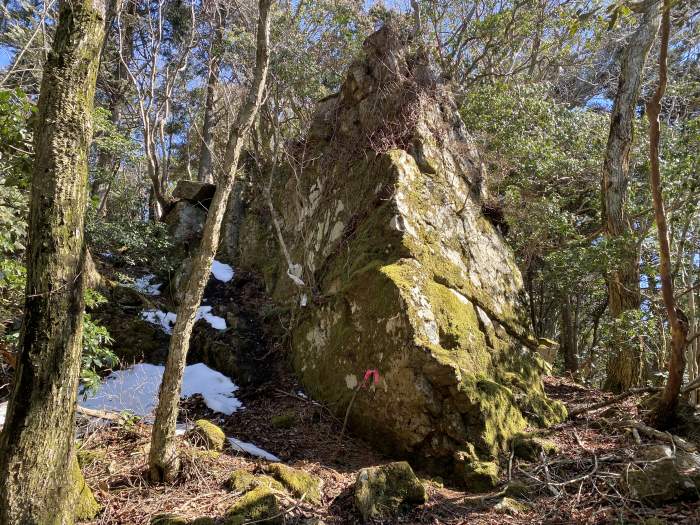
[[0, 0, 107, 522], [603, 1, 661, 392], [648, 0, 687, 429], [148, 0, 272, 482], [197, 9, 224, 184], [561, 294, 579, 374]]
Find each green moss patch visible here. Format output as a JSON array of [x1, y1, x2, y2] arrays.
[[150, 514, 188, 525], [186, 419, 226, 451], [354, 461, 427, 521], [71, 455, 101, 521], [266, 464, 323, 503], [226, 469, 284, 493], [225, 486, 281, 525], [512, 433, 559, 461], [270, 412, 297, 429]]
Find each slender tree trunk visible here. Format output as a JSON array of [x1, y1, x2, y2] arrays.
[[648, 0, 687, 428], [91, 0, 136, 216], [561, 294, 579, 374], [197, 10, 224, 184], [0, 0, 107, 522], [603, 1, 661, 392], [148, 0, 272, 482]]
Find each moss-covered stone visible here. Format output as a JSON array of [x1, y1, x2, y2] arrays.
[[226, 469, 284, 493], [225, 486, 281, 524], [186, 419, 226, 451], [150, 514, 188, 525], [190, 518, 216, 525], [270, 412, 297, 429], [231, 24, 567, 480], [493, 497, 530, 515], [354, 461, 427, 521], [511, 433, 559, 461], [76, 447, 106, 468], [621, 459, 700, 506], [504, 480, 533, 499], [454, 457, 499, 492], [71, 455, 101, 521], [266, 463, 323, 503]]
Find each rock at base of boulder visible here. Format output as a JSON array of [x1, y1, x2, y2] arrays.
[[511, 433, 559, 461], [266, 463, 323, 503], [354, 461, 427, 521], [455, 459, 499, 493], [621, 458, 700, 506], [186, 419, 226, 451], [150, 514, 188, 525], [172, 180, 217, 203], [494, 497, 530, 515], [225, 486, 281, 525], [226, 469, 284, 493], [71, 455, 101, 521]]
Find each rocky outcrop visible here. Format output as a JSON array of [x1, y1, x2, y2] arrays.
[[228, 24, 565, 479]]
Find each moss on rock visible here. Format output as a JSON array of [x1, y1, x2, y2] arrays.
[[186, 419, 226, 451], [150, 514, 188, 525], [226, 469, 284, 493], [354, 461, 427, 521], [270, 412, 297, 429], [266, 464, 323, 503], [453, 451, 499, 492], [512, 433, 559, 461], [225, 486, 281, 524], [76, 447, 106, 468]]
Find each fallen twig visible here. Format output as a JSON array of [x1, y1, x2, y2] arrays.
[[568, 387, 659, 418]]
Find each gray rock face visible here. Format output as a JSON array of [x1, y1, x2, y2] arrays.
[[228, 24, 565, 478]]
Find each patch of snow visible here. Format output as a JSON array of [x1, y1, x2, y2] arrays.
[[141, 309, 177, 334], [132, 274, 162, 296], [227, 437, 280, 462], [141, 307, 227, 334], [197, 306, 227, 331], [211, 260, 234, 282], [0, 401, 7, 428], [100, 252, 113, 258], [300, 293, 308, 307], [80, 362, 241, 418]]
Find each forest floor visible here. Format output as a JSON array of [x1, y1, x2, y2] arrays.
[[75, 370, 700, 525]]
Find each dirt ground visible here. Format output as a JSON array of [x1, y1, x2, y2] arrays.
[[76, 372, 700, 525]]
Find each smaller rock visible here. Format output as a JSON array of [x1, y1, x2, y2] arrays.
[[225, 486, 281, 525], [186, 420, 226, 451], [504, 480, 533, 499], [354, 461, 427, 521], [457, 460, 499, 492], [226, 469, 284, 493], [190, 518, 216, 525], [512, 433, 558, 461], [173, 180, 217, 203], [266, 463, 324, 503], [150, 514, 188, 525], [494, 497, 530, 515], [271, 412, 297, 429], [77, 447, 107, 468], [622, 458, 700, 506]]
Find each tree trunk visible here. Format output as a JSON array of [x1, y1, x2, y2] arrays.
[[197, 10, 224, 184], [561, 294, 579, 374], [603, 2, 661, 392], [648, 0, 687, 429], [91, 0, 136, 216], [148, 0, 272, 482], [0, 0, 107, 522]]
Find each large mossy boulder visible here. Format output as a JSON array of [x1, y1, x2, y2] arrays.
[[229, 23, 565, 477], [355, 462, 427, 521]]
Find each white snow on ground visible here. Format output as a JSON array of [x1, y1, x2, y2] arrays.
[[211, 260, 234, 282], [132, 274, 162, 295], [141, 306, 227, 334], [196, 306, 227, 330], [228, 437, 281, 462], [141, 309, 177, 334], [80, 362, 242, 418], [0, 401, 7, 428]]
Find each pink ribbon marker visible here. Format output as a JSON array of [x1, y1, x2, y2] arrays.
[[362, 368, 380, 387]]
